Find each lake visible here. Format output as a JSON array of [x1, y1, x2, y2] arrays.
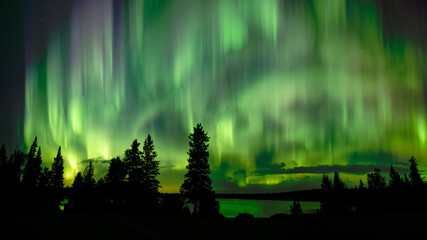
[[217, 198, 320, 218]]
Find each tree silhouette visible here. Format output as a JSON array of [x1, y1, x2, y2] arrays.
[[141, 134, 161, 212], [0, 144, 6, 168], [142, 134, 160, 193], [105, 157, 126, 185], [358, 179, 365, 190], [333, 172, 346, 191], [409, 156, 424, 189], [0, 144, 7, 187], [290, 200, 303, 216], [38, 167, 52, 189], [22, 137, 42, 189], [83, 161, 96, 189], [51, 147, 64, 190], [8, 148, 26, 185], [320, 174, 332, 214], [367, 168, 386, 190], [180, 123, 219, 216], [389, 165, 403, 190], [321, 174, 332, 191], [403, 174, 411, 188], [72, 172, 84, 189], [123, 139, 143, 185]]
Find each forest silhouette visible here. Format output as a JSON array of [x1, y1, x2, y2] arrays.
[[1, 123, 427, 218], [0, 123, 219, 216]]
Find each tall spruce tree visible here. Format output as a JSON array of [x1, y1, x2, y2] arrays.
[[180, 123, 218, 216], [123, 139, 143, 185], [409, 156, 424, 189], [83, 161, 95, 189], [389, 165, 403, 190], [320, 174, 332, 214], [142, 134, 160, 193], [72, 172, 84, 189], [23, 137, 42, 189], [51, 146, 64, 190], [321, 174, 332, 191], [105, 157, 126, 185], [333, 172, 346, 191]]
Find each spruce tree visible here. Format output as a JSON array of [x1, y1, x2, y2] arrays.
[[123, 139, 143, 185], [72, 172, 84, 189], [51, 146, 64, 190], [367, 168, 386, 190], [320, 174, 332, 214], [83, 161, 95, 189], [180, 123, 218, 216], [9, 149, 26, 185], [321, 174, 332, 191], [389, 165, 403, 190], [290, 200, 303, 216], [409, 156, 424, 189], [403, 174, 411, 189], [142, 134, 160, 193], [333, 172, 346, 191], [23, 137, 42, 189], [105, 157, 126, 185]]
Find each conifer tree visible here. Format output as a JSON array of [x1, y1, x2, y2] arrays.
[[321, 174, 332, 191], [142, 134, 160, 193], [403, 174, 411, 188], [9, 149, 26, 185], [38, 167, 52, 189], [52, 146, 64, 190], [23, 137, 42, 189], [290, 200, 303, 216], [105, 157, 126, 185], [409, 156, 424, 189], [333, 172, 346, 191], [389, 165, 403, 190], [83, 161, 95, 189], [72, 172, 84, 189], [180, 123, 218, 216], [123, 139, 143, 185], [367, 168, 386, 190]]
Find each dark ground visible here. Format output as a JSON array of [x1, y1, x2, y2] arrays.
[[2, 211, 427, 240]]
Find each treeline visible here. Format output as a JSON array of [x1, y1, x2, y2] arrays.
[[0, 123, 220, 217], [318, 157, 427, 215]]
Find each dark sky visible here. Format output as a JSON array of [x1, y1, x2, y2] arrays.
[[0, 1, 25, 150]]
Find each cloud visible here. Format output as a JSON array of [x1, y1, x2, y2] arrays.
[[346, 150, 406, 166], [254, 164, 409, 175], [81, 157, 110, 164]]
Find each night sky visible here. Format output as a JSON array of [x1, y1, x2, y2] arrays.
[[1, 0, 427, 193]]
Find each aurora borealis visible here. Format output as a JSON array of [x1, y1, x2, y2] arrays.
[[14, 0, 427, 192]]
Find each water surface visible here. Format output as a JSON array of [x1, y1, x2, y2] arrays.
[[218, 198, 320, 218]]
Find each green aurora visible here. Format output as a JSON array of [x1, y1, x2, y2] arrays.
[[24, 0, 427, 192]]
